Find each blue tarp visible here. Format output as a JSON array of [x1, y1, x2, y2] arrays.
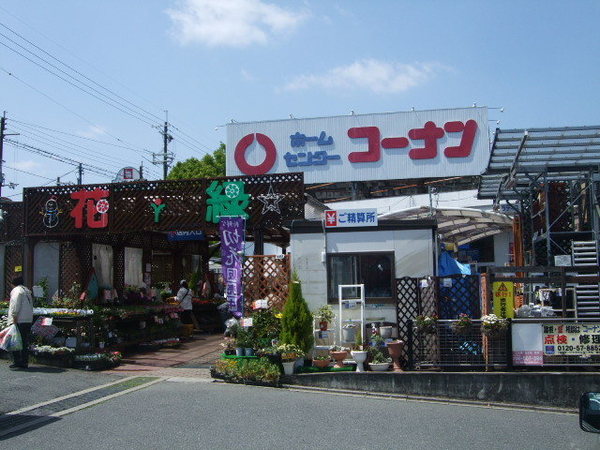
[[438, 251, 471, 276]]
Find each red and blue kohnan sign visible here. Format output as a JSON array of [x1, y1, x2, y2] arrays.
[[227, 107, 489, 184]]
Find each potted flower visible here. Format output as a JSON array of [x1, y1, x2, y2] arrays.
[[451, 314, 473, 335], [481, 314, 509, 338], [415, 314, 438, 335], [313, 305, 334, 331], [329, 345, 349, 368], [276, 343, 304, 375], [312, 355, 331, 369]]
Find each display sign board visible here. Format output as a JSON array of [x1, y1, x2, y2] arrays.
[[324, 209, 378, 228], [23, 173, 304, 236], [226, 107, 489, 184], [492, 281, 515, 319], [543, 323, 600, 356], [512, 323, 543, 366], [220, 217, 246, 319], [167, 231, 205, 241]]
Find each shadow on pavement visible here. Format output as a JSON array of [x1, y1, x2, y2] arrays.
[[0, 415, 62, 440]]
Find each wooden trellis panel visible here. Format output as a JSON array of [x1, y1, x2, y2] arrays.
[[59, 242, 82, 294], [0, 202, 24, 243], [243, 254, 290, 311], [23, 173, 305, 237], [4, 243, 23, 297], [438, 275, 481, 319]]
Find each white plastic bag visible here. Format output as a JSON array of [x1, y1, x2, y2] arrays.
[[0, 324, 23, 352]]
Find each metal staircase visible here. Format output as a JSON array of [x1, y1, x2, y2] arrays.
[[572, 241, 600, 317]]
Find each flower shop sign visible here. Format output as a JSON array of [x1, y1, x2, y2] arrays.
[[543, 323, 600, 357], [220, 217, 246, 318], [23, 172, 304, 236]]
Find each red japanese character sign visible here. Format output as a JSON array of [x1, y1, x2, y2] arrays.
[[70, 188, 110, 229]]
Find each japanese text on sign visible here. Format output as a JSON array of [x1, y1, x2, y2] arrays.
[[492, 282, 515, 319], [543, 323, 600, 356], [324, 209, 378, 228]]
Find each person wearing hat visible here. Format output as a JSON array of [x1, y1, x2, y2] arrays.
[[176, 280, 193, 325], [7, 276, 33, 369]]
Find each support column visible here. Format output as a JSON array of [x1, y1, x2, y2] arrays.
[[253, 228, 264, 255]]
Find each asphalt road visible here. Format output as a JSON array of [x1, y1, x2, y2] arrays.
[[0, 358, 124, 414], [3, 378, 599, 449]]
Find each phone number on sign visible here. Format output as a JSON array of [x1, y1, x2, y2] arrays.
[[555, 344, 600, 354]]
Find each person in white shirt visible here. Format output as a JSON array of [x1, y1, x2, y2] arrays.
[[8, 276, 33, 369], [176, 280, 193, 325]]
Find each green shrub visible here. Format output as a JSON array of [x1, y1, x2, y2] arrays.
[[214, 357, 280, 384], [279, 274, 314, 354]]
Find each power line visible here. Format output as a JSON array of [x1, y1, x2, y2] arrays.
[[0, 18, 216, 161], [8, 118, 161, 179], [7, 122, 153, 174], [0, 35, 157, 127], [0, 21, 165, 124], [0, 66, 154, 158], [6, 139, 113, 177], [8, 127, 125, 172], [4, 164, 54, 181]]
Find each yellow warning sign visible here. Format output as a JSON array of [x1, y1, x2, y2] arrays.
[[492, 282, 514, 318]]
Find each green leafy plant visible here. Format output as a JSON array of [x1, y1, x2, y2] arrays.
[[313, 305, 334, 323], [274, 343, 304, 362], [251, 309, 281, 346], [451, 313, 473, 335], [213, 357, 280, 385], [313, 355, 330, 361], [415, 314, 438, 334], [235, 327, 253, 348], [279, 274, 314, 354]]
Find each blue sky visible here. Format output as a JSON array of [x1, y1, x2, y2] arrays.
[[1, 0, 599, 199]]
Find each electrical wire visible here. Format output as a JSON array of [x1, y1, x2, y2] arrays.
[[3, 164, 54, 181], [0, 66, 154, 158], [5, 139, 114, 177]]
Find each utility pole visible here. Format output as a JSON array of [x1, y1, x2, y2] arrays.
[[77, 162, 83, 185], [0, 112, 19, 200], [152, 111, 174, 180]]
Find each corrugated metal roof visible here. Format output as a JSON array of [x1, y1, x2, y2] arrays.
[[378, 206, 512, 246], [478, 126, 600, 199]]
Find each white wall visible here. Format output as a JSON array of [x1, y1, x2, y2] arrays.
[[291, 227, 434, 324], [493, 231, 512, 267]]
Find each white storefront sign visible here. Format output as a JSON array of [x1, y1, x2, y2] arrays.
[[324, 209, 378, 228], [226, 107, 489, 184]]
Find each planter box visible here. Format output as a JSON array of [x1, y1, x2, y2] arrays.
[[31, 354, 74, 368]]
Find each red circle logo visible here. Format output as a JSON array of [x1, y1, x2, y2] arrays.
[[234, 133, 276, 175]]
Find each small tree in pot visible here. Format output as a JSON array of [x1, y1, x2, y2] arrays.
[[313, 305, 335, 331]]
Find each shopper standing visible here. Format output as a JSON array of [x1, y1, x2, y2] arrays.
[[8, 276, 33, 369], [176, 280, 194, 325]]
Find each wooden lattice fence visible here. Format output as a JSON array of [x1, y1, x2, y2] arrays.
[[243, 254, 290, 311], [3, 243, 23, 297]]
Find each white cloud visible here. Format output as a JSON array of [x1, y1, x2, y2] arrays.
[[240, 68, 255, 81], [281, 59, 449, 94], [166, 0, 309, 48], [77, 125, 106, 139]]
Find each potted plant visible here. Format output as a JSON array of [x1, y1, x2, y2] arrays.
[[329, 345, 349, 368], [415, 314, 438, 335], [276, 343, 304, 375], [279, 275, 314, 365], [368, 346, 391, 371], [451, 313, 473, 335], [312, 355, 331, 369], [235, 327, 254, 356], [481, 314, 509, 338], [386, 340, 404, 372], [313, 305, 335, 331], [350, 328, 368, 372], [342, 323, 357, 343]]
